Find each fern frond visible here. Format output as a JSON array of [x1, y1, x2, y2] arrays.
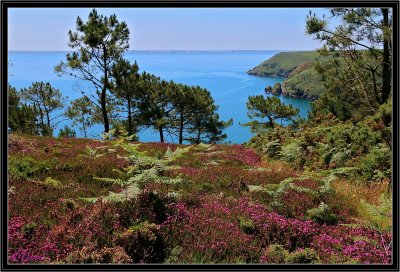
[[290, 184, 319, 196], [112, 168, 126, 176], [156, 177, 185, 185], [164, 165, 182, 171], [93, 177, 121, 185], [130, 166, 161, 183], [78, 197, 99, 204], [196, 143, 214, 151], [164, 146, 192, 162], [247, 185, 268, 193], [164, 147, 174, 161], [360, 194, 392, 232], [307, 202, 328, 216], [102, 184, 142, 203]]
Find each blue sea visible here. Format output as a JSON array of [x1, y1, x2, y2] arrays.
[[8, 51, 311, 144]]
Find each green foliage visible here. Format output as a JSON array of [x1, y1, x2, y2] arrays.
[[8, 156, 60, 181], [356, 144, 391, 181], [306, 8, 392, 117], [58, 125, 76, 138], [265, 82, 282, 95], [165, 246, 184, 264], [279, 141, 298, 163], [9, 156, 36, 180], [20, 82, 65, 136], [262, 244, 289, 264], [306, 202, 338, 225], [80, 145, 106, 159], [22, 222, 38, 241], [244, 95, 299, 131], [8, 84, 39, 135], [55, 8, 130, 133], [359, 194, 392, 233], [310, 93, 354, 121], [43, 177, 63, 189], [248, 177, 295, 210], [285, 248, 320, 263], [111, 59, 141, 136], [283, 64, 327, 99], [238, 217, 255, 234], [291, 172, 336, 199], [66, 97, 99, 138], [263, 140, 281, 159]]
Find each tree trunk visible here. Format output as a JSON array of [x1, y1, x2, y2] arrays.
[[159, 126, 164, 142], [381, 8, 391, 103], [196, 128, 201, 144], [179, 113, 184, 144], [82, 118, 87, 138], [45, 109, 51, 131], [37, 104, 45, 136], [102, 47, 110, 133], [127, 97, 132, 136], [267, 115, 274, 128]]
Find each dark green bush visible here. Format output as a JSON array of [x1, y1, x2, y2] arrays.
[[357, 145, 391, 181], [238, 217, 255, 234], [9, 156, 36, 180]]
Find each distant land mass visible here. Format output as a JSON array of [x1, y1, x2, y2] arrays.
[[247, 51, 330, 100]]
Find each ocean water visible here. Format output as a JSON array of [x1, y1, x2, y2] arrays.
[[8, 51, 311, 143]]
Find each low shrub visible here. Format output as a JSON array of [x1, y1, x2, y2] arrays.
[[260, 244, 289, 263], [285, 248, 320, 263], [115, 221, 166, 263], [65, 245, 132, 263]]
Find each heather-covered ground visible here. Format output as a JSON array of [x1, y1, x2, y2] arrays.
[[7, 134, 391, 264]]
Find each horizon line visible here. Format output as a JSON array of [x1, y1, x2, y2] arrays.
[[8, 49, 315, 52]]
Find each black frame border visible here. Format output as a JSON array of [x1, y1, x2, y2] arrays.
[[1, 1, 399, 271]]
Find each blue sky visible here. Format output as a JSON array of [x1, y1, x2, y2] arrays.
[[8, 8, 331, 51]]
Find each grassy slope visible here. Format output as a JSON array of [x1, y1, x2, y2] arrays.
[[249, 51, 329, 99], [247, 51, 327, 77], [283, 64, 327, 99]]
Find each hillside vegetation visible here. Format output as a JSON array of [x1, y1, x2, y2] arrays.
[[8, 131, 391, 264], [247, 51, 330, 99], [283, 63, 327, 100], [7, 7, 393, 265], [247, 51, 328, 77]]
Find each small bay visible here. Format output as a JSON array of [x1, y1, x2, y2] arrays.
[[8, 50, 312, 143]]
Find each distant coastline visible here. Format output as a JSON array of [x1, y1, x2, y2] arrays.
[[8, 49, 293, 53]]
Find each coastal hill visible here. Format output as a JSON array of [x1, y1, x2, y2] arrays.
[[247, 51, 329, 100]]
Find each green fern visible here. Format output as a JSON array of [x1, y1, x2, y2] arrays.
[[80, 145, 106, 158], [163, 146, 192, 162], [341, 193, 392, 256], [360, 193, 392, 233], [306, 201, 338, 225], [195, 143, 215, 151], [248, 178, 295, 209], [78, 197, 99, 204], [247, 185, 267, 193]]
